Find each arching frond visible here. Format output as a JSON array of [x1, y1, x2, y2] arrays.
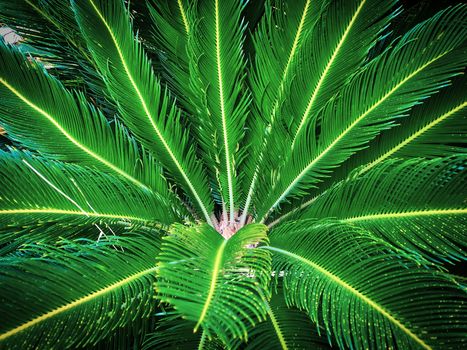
[[156, 223, 271, 346], [0, 150, 174, 234], [0, 41, 180, 209], [298, 156, 467, 262], [187, 0, 250, 220], [72, 0, 213, 224], [257, 5, 467, 220], [359, 80, 467, 173], [0, 235, 160, 349], [265, 221, 467, 349]]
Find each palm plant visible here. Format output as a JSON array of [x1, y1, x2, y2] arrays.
[[0, 0, 466, 348]]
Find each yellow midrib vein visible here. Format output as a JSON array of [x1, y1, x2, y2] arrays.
[[214, 0, 235, 222], [0, 208, 148, 222], [177, 0, 190, 34], [292, 0, 367, 147], [264, 246, 432, 350], [266, 302, 289, 350], [194, 238, 228, 332], [87, 0, 212, 226], [264, 51, 449, 219], [344, 208, 467, 223], [0, 267, 158, 341], [0, 78, 147, 191], [361, 101, 467, 173]]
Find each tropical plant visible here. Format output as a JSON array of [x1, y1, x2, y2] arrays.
[[0, 0, 466, 349]]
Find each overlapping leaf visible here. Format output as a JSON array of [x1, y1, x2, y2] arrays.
[[267, 221, 467, 349], [0, 235, 160, 349], [156, 223, 271, 346]]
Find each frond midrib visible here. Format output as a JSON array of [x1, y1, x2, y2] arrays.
[[214, 0, 235, 222], [241, 0, 311, 223], [263, 246, 432, 350], [344, 208, 467, 223], [360, 101, 467, 173], [87, 0, 213, 225], [0, 208, 149, 223], [194, 238, 228, 332], [0, 266, 158, 341]]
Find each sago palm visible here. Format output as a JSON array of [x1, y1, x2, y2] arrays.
[[0, 0, 466, 349]]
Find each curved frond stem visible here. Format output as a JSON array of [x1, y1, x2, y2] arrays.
[[265, 300, 289, 350], [0, 209, 148, 223], [214, 0, 235, 223], [194, 238, 228, 332], [359, 101, 467, 173], [86, 0, 213, 225], [0, 78, 148, 191], [177, 0, 190, 34], [0, 266, 158, 342], [344, 208, 467, 223], [262, 246, 431, 350]]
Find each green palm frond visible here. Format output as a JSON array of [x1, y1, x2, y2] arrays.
[[266, 221, 467, 349], [0, 0, 93, 77], [187, 0, 250, 221], [72, 0, 213, 224], [156, 223, 270, 346], [257, 5, 467, 220], [0, 41, 180, 207], [359, 80, 467, 172], [0, 150, 174, 233], [0, 234, 160, 349], [295, 156, 467, 262]]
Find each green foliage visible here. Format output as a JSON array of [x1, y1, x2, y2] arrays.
[[0, 0, 466, 349]]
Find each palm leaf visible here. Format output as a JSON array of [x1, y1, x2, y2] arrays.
[[156, 223, 271, 346], [0, 41, 181, 209], [187, 0, 250, 221], [0, 234, 160, 349], [359, 80, 467, 173], [256, 5, 467, 221], [0, 150, 174, 235], [72, 0, 213, 224], [265, 221, 467, 349], [297, 156, 467, 262]]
